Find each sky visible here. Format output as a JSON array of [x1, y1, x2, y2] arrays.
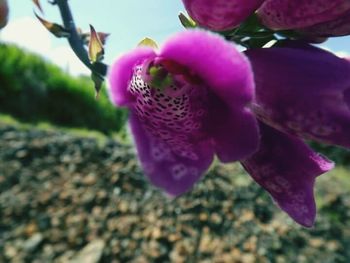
[[1, 0, 350, 75]]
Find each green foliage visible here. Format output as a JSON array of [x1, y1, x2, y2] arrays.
[[0, 43, 127, 134], [311, 142, 350, 165]]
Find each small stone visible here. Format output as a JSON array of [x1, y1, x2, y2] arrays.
[[16, 150, 28, 158], [243, 236, 257, 252], [25, 223, 38, 237], [118, 201, 129, 213], [199, 213, 208, 221], [309, 238, 324, 248], [23, 233, 44, 252], [70, 239, 105, 263], [151, 227, 162, 239], [4, 244, 18, 259], [56, 251, 76, 263], [82, 173, 97, 186], [210, 213, 222, 224], [326, 240, 340, 251], [241, 253, 256, 263], [240, 210, 255, 223]]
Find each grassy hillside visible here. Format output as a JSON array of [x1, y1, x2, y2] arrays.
[[0, 43, 127, 134]]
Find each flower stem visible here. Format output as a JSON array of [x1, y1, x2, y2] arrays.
[[55, 0, 108, 78]]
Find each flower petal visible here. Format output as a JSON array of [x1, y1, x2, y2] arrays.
[[129, 112, 214, 196], [258, 0, 350, 30], [205, 94, 259, 162], [345, 88, 350, 108], [161, 31, 259, 162], [245, 42, 350, 148], [161, 30, 255, 107], [160, 30, 260, 160], [108, 48, 156, 107], [241, 123, 334, 227], [182, 0, 265, 31], [300, 11, 350, 37]]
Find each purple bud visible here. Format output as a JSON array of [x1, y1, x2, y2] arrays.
[[258, 0, 350, 30], [182, 0, 266, 31], [300, 11, 350, 37], [0, 0, 9, 30]]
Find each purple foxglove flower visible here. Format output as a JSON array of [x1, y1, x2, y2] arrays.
[[108, 30, 259, 196], [241, 123, 333, 227], [245, 42, 350, 149], [258, 0, 350, 31], [182, 0, 266, 31]]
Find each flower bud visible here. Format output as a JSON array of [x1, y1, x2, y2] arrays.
[[0, 0, 9, 30], [182, 0, 265, 31], [258, 0, 350, 37]]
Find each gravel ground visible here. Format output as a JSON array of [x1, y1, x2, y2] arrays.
[[0, 124, 350, 263]]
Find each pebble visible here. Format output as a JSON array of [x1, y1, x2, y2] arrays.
[[70, 240, 105, 263], [23, 233, 44, 252]]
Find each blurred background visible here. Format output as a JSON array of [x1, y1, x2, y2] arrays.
[[0, 1, 350, 262]]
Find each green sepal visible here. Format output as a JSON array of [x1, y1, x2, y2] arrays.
[[91, 71, 104, 99], [179, 12, 196, 28]]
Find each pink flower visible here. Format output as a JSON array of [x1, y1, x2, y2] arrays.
[[108, 31, 335, 227], [108, 30, 259, 196]]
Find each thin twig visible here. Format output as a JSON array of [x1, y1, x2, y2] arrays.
[[55, 0, 108, 78]]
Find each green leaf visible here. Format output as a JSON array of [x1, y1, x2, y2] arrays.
[[88, 25, 104, 63], [242, 34, 277, 49], [35, 12, 70, 38], [91, 71, 104, 99], [178, 12, 196, 28], [80, 29, 110, 46], [239, 13, 261, 33], [138, 37, 158, 49], [32, 0, 44, 14], [276, 30, 302, 39]]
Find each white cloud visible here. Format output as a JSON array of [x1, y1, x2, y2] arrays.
[[334, 51, 350, 58], [0, 16, 89, 76], [319, 45, 350, 58], [1, 16, 51, 54], [47, 45, 90, 76]]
